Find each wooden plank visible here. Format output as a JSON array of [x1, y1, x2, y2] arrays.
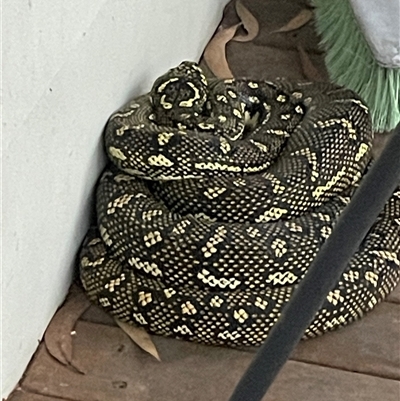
[[81, 291, 400, 380], [267, 361, 400, 401], [7, 389, 69, 401], [79, 304, 116, 326], [20, 345, 145, 401], [20, 320, 400, 401], [292, 302, 400, 380]]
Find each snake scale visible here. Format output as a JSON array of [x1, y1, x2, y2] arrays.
[[79, 61, 400, 347]]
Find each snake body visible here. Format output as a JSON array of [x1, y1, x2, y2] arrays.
[[80, 62, 400, 347]]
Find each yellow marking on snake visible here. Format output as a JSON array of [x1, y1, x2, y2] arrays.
[[265, 129, 289, 136], [218, 331, 241, 340], [243, 161, 273, 173], [246, 227, 261, 238], [233, 309, 249, 323], [364, 271, 379, 286], [107, 194, 134, 214], [341, 118, 357, 139], [313, 167, 347, 199], [179, 82, 201, 107], [255, 207, 288, 222], [371, 250, 400, 265], [343, 270, 359, 282], [295, 105, 304, 114], [271, 238, 288, 258], [164, 288, 176, 298], [157, 77, 179, 92], [174, 325, 193, 335], [220, 137, 231, 153], [172, 219, 191, 235], [99, 298, 111, 307], [158, 132, 174, 145], [250, 140, 269, 153], [204, 187, 227, 200], [133, 313, 148, 325], [129, 257, 162, 277], [367, 296, 378, 309], [355, 143, 369, 161], [109, 146, 127, 160], [142, 209, 163, 221], [248, 96, 260, 103], [248, 82, 258, 88], [255, 297, 268, 310], [245, 111, 260, 127], [327, 290, 344, 305], [181, 301, 197, 315], [138, 291, 152, 306], [351, 99, 369, 112], [197, 269, 241, 289], [160, 95, 172, 109], [148, 154, 174, 167], [104, 273, 125, 292], [197, 122, 215, 129], [195, 162, 241, 172], [116, 124, 129, 136], [217, 95, 228, 103], [233, 109, 242, 118], [143, 230, 163, 247], [315, 118, 357, 139], [267, 271, 297, 285], [210, 295, 224, 307], [292, 91, 303, 99]]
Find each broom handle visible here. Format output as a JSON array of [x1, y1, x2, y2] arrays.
[[229, 123, 400, 401]]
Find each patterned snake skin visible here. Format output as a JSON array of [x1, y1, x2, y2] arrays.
[[79, 61, 400, 347]]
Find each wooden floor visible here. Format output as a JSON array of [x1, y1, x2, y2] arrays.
[[8, 285, 400, 401], [7, 1, 400, 400]]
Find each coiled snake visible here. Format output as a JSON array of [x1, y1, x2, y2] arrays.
[[80, 61, 400, 347]]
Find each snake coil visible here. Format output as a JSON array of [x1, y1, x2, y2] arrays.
[[79, 62, 400, 347]]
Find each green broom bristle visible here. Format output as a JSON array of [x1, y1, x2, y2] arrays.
[[313, 0, 400, 132]]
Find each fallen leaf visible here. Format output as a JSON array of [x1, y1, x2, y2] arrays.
[[198, 58, 217, 79], [44, 285, 91, 373], [115, 319, 161, 361], [297, 44, 324, 81], [203, 23, 241, 78], [232, 0, 260, 42], [272, 9, 313, 33]]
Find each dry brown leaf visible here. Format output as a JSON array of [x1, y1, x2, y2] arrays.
[[203, 23, 241, 78], [44, 286, 91, 373], [297, 44, 324, 81], [198, 58, 217, 79], [232, 0, 260, 42], [115, 319, 161, 361], [273, 9, 313, 33]]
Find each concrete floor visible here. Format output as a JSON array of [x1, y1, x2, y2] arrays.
[[7, 1, 400, 400]]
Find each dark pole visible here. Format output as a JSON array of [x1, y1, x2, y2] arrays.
[[229, 124, 400, 401]]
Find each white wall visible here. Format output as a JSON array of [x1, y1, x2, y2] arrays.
[[1, 0, 228, 397]]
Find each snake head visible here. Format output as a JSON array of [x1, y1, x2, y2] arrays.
[[151, 61, 209, 126]]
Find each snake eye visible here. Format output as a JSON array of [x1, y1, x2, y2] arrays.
[[180, 85, 194, 99], [164, 84, 178, 97]]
